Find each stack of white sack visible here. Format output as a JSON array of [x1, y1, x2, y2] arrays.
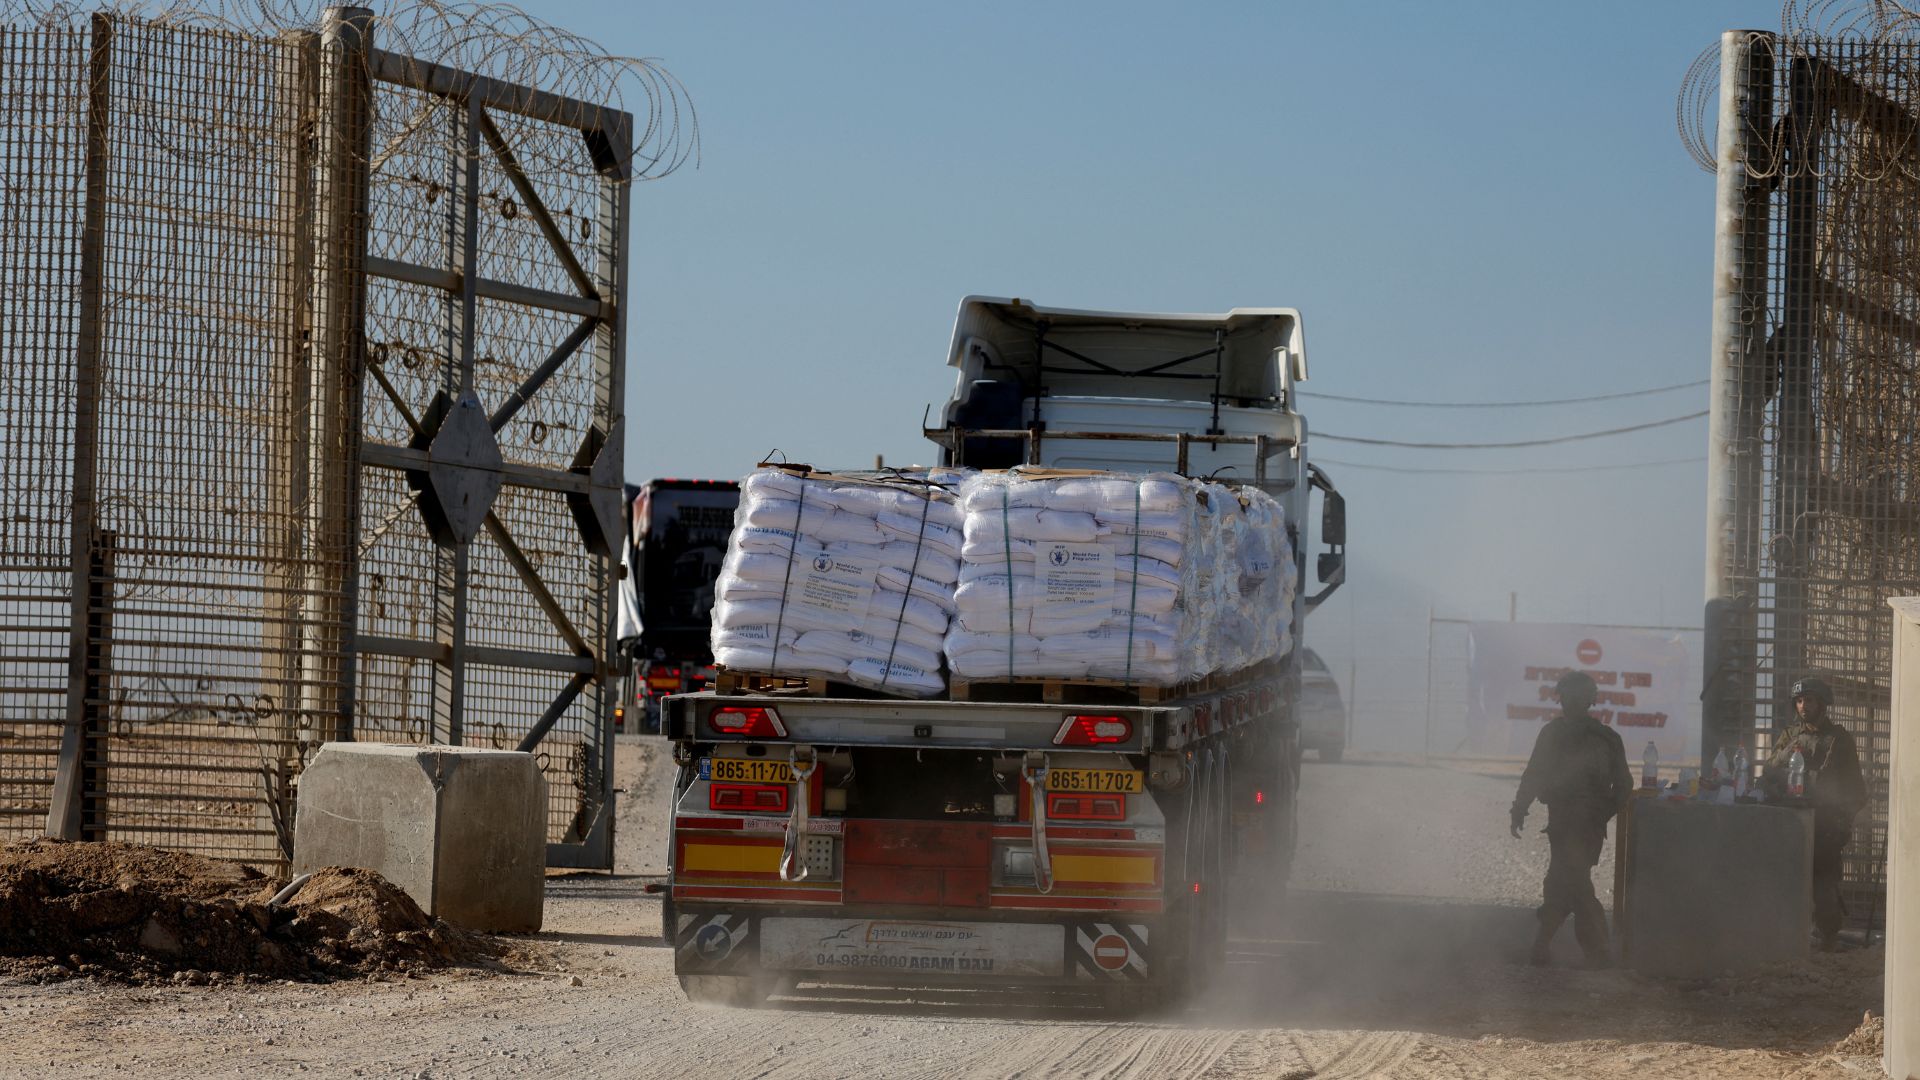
[[710, 467, 964, 697], [947, 471, 1203, 685], [1197, 481, 1299, 675]]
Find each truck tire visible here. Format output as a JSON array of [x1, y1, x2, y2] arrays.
[[1201, 746, 1230, 968], [679, 974, 770, 1008]]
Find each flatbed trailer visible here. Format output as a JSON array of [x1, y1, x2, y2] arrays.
[[661, 661, 1297, 1009]]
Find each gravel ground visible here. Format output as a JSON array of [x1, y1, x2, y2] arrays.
[[0, 743, 1885, 1079]]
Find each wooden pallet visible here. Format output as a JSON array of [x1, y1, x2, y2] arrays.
[[949, 673, 1212, 706], [712, 667, 831, 698], [949, 660, 1286, 707]]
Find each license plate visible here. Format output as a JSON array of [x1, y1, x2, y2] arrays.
[[1044, 768, 1143, 794], [759, 917, 1065, 977], [703, 758, 796, 784]]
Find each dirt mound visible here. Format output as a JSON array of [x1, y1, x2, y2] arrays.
[[0, 840, 495, 985], [1832, 1011, 1884, 1056]]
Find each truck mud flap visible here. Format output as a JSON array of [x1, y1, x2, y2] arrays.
[[675, 912, 755, 973], [1068, 922, 1151, 981]]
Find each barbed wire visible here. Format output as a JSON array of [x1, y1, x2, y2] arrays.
[[0, 0, 700, 180], [1679, 2, 1920, 177], [1678, 40, 1723, 173]]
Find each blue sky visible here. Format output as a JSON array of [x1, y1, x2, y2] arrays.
[[529, 0, 1775, 748]]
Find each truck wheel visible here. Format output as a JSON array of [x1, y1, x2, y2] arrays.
[[1205, 749, 1232, 968], [679, 974, 770, 1008]]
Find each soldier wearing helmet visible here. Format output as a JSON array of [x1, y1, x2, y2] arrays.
[[1509, 669, 1633, 967], [1764, 675, 1867, 950]]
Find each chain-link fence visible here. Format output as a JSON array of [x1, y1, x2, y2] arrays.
[[0, 3, 681, 870]]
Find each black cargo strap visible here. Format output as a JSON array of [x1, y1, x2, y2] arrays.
[[768, 481, 808, 670], [1002, 487, 1016, 681], [879, 484, 936, 691]]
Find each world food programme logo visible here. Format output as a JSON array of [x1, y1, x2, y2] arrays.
[[1049, 545, 1070, 567], [812, 554, 833, 573]]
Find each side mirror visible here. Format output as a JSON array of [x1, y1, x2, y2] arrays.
[[1289, 348, 1308, 386], [1305, 464, 1346, 610], [1320, 486, 1345, 548]]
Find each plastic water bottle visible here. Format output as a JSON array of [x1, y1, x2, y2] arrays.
[[1733, 746, 1750, 797], [1788, 747, 1807, 798], [1641, 742, 1659, 789], [1711, 747, 1730, 788]]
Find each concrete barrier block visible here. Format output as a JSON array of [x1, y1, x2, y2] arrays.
[[294, 743, 546, 932], [1619, 798, 1812, 978]]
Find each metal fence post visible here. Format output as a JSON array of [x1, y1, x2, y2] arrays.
[[305, 6, 375, 745], [79, 531, 116, 840], [47, 13, 114, 841], [267, 28, 319, 772]]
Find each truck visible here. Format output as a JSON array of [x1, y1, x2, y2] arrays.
[[661, 297, 1345, 1010], [1299, 647, 1349, 762], [619, 478, 741, 732]]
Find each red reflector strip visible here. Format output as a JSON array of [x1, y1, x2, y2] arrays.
[[1046, 792, 1127, 821], [1053, 714, 1132, 745], [709, 706, 788, 737], [709, 782, 790, 813]]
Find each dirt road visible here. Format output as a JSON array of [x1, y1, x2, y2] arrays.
[[0, 745, 1884, 1079]]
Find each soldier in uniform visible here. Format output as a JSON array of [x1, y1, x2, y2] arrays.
[[1763, 676, 1868, 950], [1510, 670, 1633, 967]]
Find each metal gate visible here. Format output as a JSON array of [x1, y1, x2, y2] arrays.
[[0, 4, 663, 870], [346, 13, 631, 869], [1695, 21, 1920, 930]]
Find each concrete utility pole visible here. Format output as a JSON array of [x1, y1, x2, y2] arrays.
[[1702, 30, 1774, 766]]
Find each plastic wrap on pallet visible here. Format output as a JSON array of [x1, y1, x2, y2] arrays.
[[945, 471, 1296, 686], [946, 471, 1204, 685], [1197, 481, 1298, 677], [710, 467, 963, 697]]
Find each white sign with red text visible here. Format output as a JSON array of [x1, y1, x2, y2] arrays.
[[1465, 622, 1697, 761]]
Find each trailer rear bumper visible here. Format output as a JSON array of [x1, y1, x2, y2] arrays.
[[672, 905, 1160, 986]]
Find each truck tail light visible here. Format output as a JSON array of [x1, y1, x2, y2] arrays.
[[613, 705, 626, 732], [1046, 792, 1126, 820], [710, 782, 790, 813], [708, 706, 787, 738], [1053, 714, 1132, 746]]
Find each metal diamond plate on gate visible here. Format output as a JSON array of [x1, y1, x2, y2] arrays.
[[421, 395, 504, 547]]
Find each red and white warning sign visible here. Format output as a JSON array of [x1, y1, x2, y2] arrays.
[[1465, 621, 1697, 762], [1091, 933, 1131, 971]]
